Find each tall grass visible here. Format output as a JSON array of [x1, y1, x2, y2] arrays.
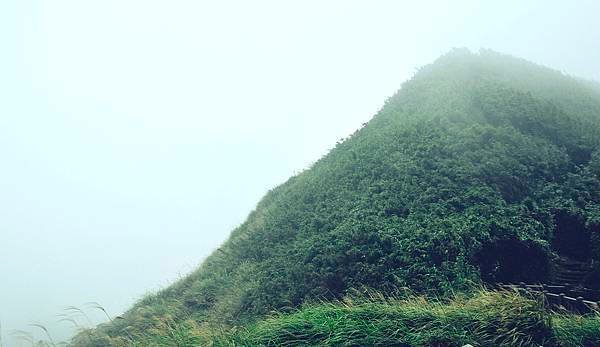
[[209, 290, 553, 347], [29, 323, 56, 346], [30, 290, 600, 346], [8, 304, 115, 347]]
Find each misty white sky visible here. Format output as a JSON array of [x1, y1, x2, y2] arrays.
[[1, 1, 599, 345]]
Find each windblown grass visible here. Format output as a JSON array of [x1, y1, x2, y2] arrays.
[[211, 290, 553, 347], [71, 290, 600, 346]]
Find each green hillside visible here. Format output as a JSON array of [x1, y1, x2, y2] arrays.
[[73, 49, 600, 346]]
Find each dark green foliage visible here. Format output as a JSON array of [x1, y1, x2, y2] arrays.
[[476, 238, 550, 283], [72, 49, 600, 345]]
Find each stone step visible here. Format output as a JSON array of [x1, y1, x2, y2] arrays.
[[561, 267, 589, 272], [554, 276, 585, 283]]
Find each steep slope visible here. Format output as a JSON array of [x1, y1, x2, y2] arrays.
[[74, 49, 600, 345]]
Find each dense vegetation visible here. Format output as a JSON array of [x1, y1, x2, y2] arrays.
[[72, 49, 600, 346]]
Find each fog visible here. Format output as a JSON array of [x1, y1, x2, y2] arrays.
[[0, 0, 598, 345]]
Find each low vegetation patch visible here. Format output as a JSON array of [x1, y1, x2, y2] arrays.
[[552, 314, 600, 347]]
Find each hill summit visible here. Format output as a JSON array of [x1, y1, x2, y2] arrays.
[[75, 49, 600, 345]]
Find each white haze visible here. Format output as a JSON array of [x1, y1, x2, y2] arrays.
[[1, 0, 599, 345]]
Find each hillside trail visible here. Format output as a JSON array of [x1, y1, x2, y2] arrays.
[[552, 256, 592, 287]]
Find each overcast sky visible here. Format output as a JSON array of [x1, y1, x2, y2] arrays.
[[1, 1, 599, 345]]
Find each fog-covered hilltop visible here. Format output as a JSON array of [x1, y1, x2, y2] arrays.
[[73, 49, 600, 346]]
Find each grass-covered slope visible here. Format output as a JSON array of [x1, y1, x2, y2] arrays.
[[73, 49, 600, 345]]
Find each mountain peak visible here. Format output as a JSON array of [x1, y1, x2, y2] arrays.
[[73, 51, 600, 346]]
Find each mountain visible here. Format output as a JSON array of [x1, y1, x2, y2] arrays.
[[73, 49, 600, 346]]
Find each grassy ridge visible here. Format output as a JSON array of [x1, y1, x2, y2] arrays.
[[94, 290, 599, 346]]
